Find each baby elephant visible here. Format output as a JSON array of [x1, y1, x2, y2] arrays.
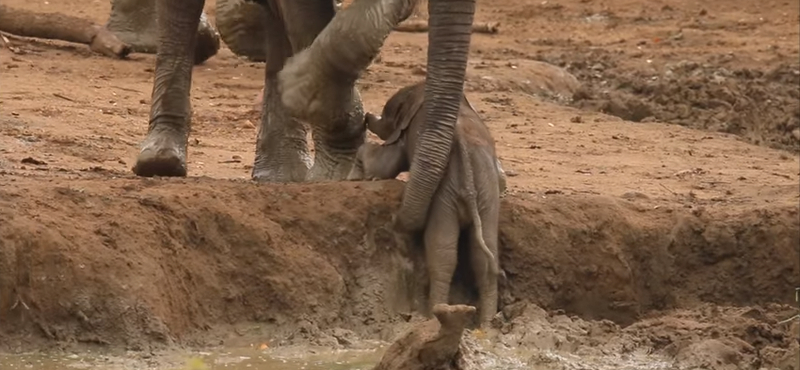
[[348, 82, 503, 325]]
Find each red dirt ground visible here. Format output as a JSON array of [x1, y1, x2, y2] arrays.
[[0, 0, 798, 369]]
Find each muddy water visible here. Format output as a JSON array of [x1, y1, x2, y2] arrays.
[[0, 344, 677, 370], [0, 347, 382, 370], [0, 338, 675, 370], [0, 346, 677, 370]]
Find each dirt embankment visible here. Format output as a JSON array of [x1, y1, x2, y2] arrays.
[[559, 50, 800, 152], [0, 176, 796, 365]]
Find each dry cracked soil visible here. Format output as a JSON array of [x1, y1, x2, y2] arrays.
[[0, 0, 799, 369]]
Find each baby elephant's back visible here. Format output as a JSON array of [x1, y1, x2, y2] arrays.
[[449, 96, 502, 216], [455, 97, 497, 156], [403, 96, 497, 157]]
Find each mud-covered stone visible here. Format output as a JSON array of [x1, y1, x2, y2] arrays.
[[372, 304, 475, 370]]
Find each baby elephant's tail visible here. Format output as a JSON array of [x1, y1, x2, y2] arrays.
[[456, 137, 499, 276]]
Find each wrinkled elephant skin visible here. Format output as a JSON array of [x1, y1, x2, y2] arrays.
[[348, 82, 503, 325], [276, 0, 477, 231], [106, 0, 220, 65], [214, 0, 344, 62], [132, 0, 476, 244]]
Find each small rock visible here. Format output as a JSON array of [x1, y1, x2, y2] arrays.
[[329, 328, 357, 347], [490, 313, 504, 329], [21, 157, 46, 166], [502, 300, 528, 321], [621, 191, 649, 200]]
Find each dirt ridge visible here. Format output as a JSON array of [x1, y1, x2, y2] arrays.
[[1, 177, 796, 351]]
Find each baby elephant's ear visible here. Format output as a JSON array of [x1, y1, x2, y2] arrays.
[[365, 113, 394, 141]]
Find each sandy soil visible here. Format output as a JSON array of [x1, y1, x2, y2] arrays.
[[0, 0, 799, 369]]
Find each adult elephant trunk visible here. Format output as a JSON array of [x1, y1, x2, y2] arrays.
[[395, 0, 476, 232], [278, 0, 417, 124]]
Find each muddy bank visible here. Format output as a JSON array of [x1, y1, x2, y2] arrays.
[[0, 177, 796, 353], [538, 48, 800, 152], [490, 301, 799, 370]]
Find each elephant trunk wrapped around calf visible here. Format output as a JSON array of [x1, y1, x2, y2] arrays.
[[347, 81, 507, 325]]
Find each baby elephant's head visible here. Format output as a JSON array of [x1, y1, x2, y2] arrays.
[[365, 83, 425, 143]]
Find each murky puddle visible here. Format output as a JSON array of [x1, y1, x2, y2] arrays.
[[0, 346, 383, 370], [0, 338, 674, 370]]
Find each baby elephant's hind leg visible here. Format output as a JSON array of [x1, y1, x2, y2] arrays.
[[423, 196, 461, 317], [469, 205, 500, 325]]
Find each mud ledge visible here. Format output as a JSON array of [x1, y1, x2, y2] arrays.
[[0, 177, 797, 351]]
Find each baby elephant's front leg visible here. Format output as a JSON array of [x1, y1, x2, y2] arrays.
[[347, 142, 408, 181], [346, 144, 369, 181]]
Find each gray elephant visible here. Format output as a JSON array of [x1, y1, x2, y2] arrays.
[[104, 0, 338, 64], [347, 82, 502, 325], [105, 0, 220, 64], [131, 0, 479, 234], [214, 0, 343, 62]]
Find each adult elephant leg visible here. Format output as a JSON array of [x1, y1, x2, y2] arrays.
[[106, 0, 219, 65], [132, 0, 204, 177], [280, 0, 365, 181], [423, 196, 460, 316], [306, 87, 365, 181], [397, 0, 477, 232], [215, 0, 268, 62], [251, 2, 310, 182]]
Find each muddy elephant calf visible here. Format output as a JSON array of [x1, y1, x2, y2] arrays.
[[347, 82, 504, 325]]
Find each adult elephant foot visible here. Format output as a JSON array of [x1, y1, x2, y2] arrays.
[[251, 79, 311, 183], [106, 0, 220, 64], [252, 87, 364, 183], [132, 126, 188, 177], [306, 87, 366, 181]]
